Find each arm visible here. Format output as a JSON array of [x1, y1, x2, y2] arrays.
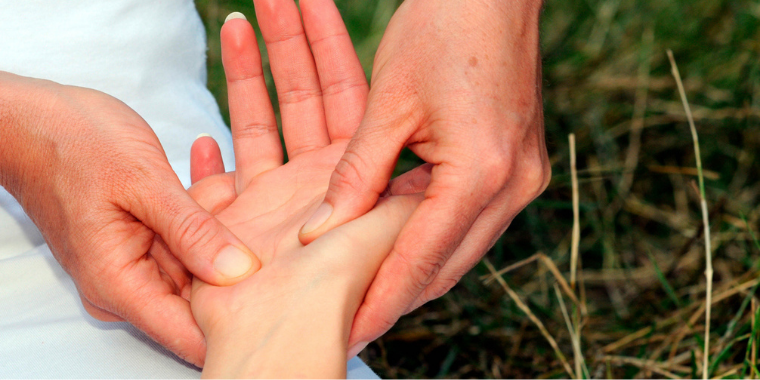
[[0, 71, 259, 366], [297, 0, 551, 355]]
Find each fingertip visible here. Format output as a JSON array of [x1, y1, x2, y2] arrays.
[[220, 14, 257, 61], [190, 134, 224, 184], [224, 11, 247, 23], [387, 163, 434, 196], [210, 244, 262, 285]]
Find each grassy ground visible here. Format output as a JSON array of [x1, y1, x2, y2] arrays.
[[196, 0, 760, 378]]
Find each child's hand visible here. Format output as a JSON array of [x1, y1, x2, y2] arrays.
[[171, 1, 429, 377], [193, 191, 422, 378]]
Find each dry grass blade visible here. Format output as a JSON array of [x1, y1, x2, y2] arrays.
[[711, 363, 742, 379], [667, 279, 760, 365], [603, 355, 686, 379], [569, 133, 581, 290], [554, 284, 587, 379], [667, 49, 712, 380], [481, 253, 584, 313], [480, 254, 541, 283], [483, 259, 575, 379], [753, 297, 757, 379]]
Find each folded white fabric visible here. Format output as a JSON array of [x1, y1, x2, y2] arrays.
[[0, 1, 377, 378]]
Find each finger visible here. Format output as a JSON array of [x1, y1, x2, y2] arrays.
[[406, 169, 546, 310], [300, 0, 368, 141], [309, 194, 423, 305], [407, 193, 516, 312], [127, 175, 261, 286], [79, 292, 124, 322], [254, 0, 330, 157], [112, 274, 208, 367], [190, 134, 225, 185], [221, 14, 283, 191], [386, 163, 433, 196], [345, 164, 502, 349], [148, 236, 193, 301], [297, 97, 418, 244], [187, 172, 237, 215]]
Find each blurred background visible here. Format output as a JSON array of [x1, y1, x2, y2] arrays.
[[195, 0, 760, 378]]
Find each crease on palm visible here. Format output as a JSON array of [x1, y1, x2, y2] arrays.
[[180, 0, 375, 336], [193, 143, 348, 264]]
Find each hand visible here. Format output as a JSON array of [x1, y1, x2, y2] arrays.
[[297, 0, 552, 355], [183, 2, 430, 375], [0, 72, 260, 366]]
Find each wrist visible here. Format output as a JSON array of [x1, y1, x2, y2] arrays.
[[0, 72, 60, 198], [200, 273, 357, 378]]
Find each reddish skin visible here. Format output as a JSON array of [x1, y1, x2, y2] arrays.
[[296, 0, 552, 355], [0, 73, 261, 367]]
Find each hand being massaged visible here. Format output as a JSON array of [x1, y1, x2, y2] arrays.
[[170, 1, 428, 376]]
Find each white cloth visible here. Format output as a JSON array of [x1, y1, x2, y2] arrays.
[[0, 1, 377, 378]]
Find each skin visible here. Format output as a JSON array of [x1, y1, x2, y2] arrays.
[[190, 136, 422, 377], [297, 0, 552, 355], [182, 4, 429, 376], [0, 72, 260, 366]]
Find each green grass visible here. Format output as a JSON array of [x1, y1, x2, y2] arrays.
[[196, 0, 760, 377]]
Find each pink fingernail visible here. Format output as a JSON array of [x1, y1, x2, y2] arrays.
[[300, 203, 333, 235]]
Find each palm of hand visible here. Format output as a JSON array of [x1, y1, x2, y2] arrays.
[[185, 0, 370, 338], [189, 140, 347, 334]]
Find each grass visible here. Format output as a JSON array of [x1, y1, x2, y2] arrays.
[[195, 0, 760, 377]]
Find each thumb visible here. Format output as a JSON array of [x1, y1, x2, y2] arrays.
[[130, 180, 260, 286], [298, 100, 416, 244]]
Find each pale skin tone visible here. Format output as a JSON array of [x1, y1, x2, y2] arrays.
[[182, 5, 427, 377]]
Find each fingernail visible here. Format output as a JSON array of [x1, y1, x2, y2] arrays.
[[225, 12, 247, 23], [347, 341, 369, 358], [214, 246, 253, 279], [300, 203, 333, 235], [195, 133, 212, 140]]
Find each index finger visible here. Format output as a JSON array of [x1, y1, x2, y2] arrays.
[[112, 268, 207, 367]]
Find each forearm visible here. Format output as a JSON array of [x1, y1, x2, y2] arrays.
[[200, 277, 357, 378]]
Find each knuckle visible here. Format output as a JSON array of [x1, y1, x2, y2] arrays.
[[278, 86, 322, 106], [520, 150, 552, 200], [170, 209, 220, 256], [77, 283, 102, 308], [234, 121, 278, 140], [399, 249, 447, 293], [330, 150, 371, 195], [420, 277, 459, 304], [481, 151, 512, 194], [321, 77, 367, 98]]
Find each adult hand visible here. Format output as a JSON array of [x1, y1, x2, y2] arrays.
[[297, 0, 552, 355], [0, 72, 260, 366]]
